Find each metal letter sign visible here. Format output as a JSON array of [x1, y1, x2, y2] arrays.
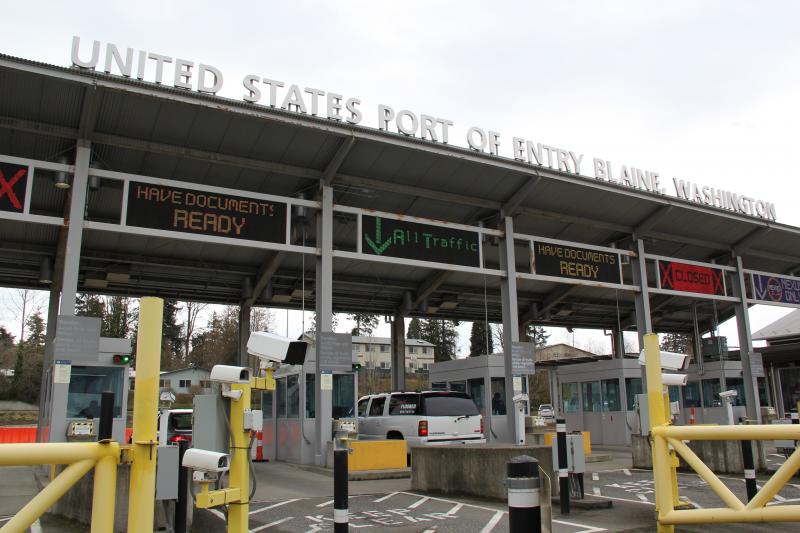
[[658, 260, 725, 296], [532, 241, 621, 283], [751, 273, 800, 305], [126, 181, 287, 243], [0, 162, 28, 213], [362, 215, 480, 267], [318, 332, 353, 373], [511, 342, 536, 375]]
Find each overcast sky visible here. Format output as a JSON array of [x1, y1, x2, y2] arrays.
[[1, 1, 798, 352]]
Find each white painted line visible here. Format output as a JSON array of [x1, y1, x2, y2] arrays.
[[397, 491, 505, 513], [0, 517, 11, 523], [592, 472, 599, 481], [637, 493, 649, 502], [209, 509, 226, 520], [593, 486, 601, 496], [623, 469, 631, 476], [446, 503, 464, 515], [408, 496, 430, 509], [249, 516, 294, 532], [374, 491, 399, 503], [249, 499, 301, 516], [316, 499, 334, 507], [552, 519, 607, 532], [756, 484, 787, 502], [30, 519, 42, 533], [591, 494, 655, 506], [478, 511, 504, 533]]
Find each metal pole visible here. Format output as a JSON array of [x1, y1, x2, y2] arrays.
[[333, 446, 349, 532], [740, 419, 757, 502], [91, 454, 118, 533], [506, 455, 541, 533], [98, 391, 114, 441], [556, 418, 569, 515], [228, 383, 251, 533], [175, 440, 189, 533], [127, 297, 164, 533]]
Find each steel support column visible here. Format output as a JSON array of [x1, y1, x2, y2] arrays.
[[314, 185, 334, 466], [631, 238, 653, 387], [732, 256, 761, 422], [238, 303, 251, 367], [391, 313, 406, 391], [60, 141, 90, 315], [499, 216, 519, 442]]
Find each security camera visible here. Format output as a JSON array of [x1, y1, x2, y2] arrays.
[[718, 390, 738, 399], [182, 448, 230, 473], [638, 349, 689, 371], [661, 373, 688, 387], [247, 331, 308, 366], [210, 365, 251, 384]]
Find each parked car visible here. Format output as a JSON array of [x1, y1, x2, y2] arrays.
[[537, 404, 555, 419], [357, 391, 485, 447], [157, 408, 193, 445]]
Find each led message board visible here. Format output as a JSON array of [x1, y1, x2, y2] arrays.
[[532, 241, 621, 284]]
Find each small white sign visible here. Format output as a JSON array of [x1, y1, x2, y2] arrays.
[[513, 376, 523, 392], [321, 371, 333, 391], [54, 360, 72, 384]]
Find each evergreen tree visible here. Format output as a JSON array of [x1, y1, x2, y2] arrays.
[[0, 326, 16, 368], [189, 306, 240, 368], [406, 318, 423, 340], [469, 321, 493, 356], [103, 296, 136, 338], [523, 324, 550, 348], [11, 312, 45, 403], [160, 299, 184, 369], [660, 333, 692, 355], [75, 294, 105, 319], [350, 313, 379, 337], [420, 319, 459, 362]]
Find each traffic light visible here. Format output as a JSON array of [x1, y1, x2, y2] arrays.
[[113, 354, 131, 365], [352, 362, 362, 371]]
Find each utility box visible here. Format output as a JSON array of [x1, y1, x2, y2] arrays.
[[156, 445, 179, 500], [702, 336, 728, 358], [551, 433, 586, 474], [193, 394, 229, 454]]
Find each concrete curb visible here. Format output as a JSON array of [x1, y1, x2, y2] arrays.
[[585, 454, 612, 463], [287, 462, 411, 480], [551, 496, 613, 510]]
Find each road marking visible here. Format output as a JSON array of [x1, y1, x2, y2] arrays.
[[30, 520, 42, 533], [249, 499, 301, 516], [209, 509, 226, 520], [408, 496, 430, 509], [756, 484, 787, 502], [637, 493, 649, 502], [592, 494, 655, 506], [593, 487, 601, 496], [316, 499, 334, 507], [374, 492, 399, 503], [623, 469, 631, 476], [445, 503, 463, 515], [592, 472, 599, 481], [553, 519, 607, 532], [0, 517, 11, 523], [250, 516, 294, 532], [397, 492, 504, 513], [478, 511, 504, 533]]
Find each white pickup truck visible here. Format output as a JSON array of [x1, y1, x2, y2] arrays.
[[357, 391, 485, 447]]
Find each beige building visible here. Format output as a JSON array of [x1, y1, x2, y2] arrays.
[[352, 337, 435, 373]]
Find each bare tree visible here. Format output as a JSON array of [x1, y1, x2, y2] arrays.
[[2, 289, 45, 343], [183, 301, 209, 358], [251, 307, 276, 333]]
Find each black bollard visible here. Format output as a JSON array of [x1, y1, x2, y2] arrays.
[[506, 455, 541, 533], [334, 447, 348, 532], [175, 440, 189, 533], [556, 418, 570, 515], [741, 437, 757, 502], [98, 390, 114, 441]]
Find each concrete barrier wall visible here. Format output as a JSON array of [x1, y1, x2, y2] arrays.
[[411, 444, 553, 500], [631, 433, 767, 474]]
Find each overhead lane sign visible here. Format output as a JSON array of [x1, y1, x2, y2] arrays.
[[126, 181, 287, 243], [751, 273, 800, 305], [532, 241, 621, 284], [658, 260, 725, 296], [361, 215, 480, 268], [0, 162, 28, 213]]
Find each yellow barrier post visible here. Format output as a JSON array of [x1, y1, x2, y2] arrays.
[[91, 453, 118, 533], [227, 382, 251, 533], [644, 333, 675, 533], [127, 297, 164, 533]]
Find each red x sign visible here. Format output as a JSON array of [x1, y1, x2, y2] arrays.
[[0, 162, 28, 213], [659, 260, 725, 296]]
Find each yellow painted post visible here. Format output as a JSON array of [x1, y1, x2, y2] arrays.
[[227, 382, 251, 533], [0, 459, 95, 533], [91, 452, 119, 533], [644, 333, 675, 533], [663, 391, 680, 507], [127, 297, 164, 533]]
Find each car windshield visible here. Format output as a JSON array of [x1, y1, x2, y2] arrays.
[[540, 404, 553, 410], [422, 393, 480, 417], [170, 413, 193, 431]]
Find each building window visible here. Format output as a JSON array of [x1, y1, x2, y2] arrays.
[[726, 378, 747, 406], [380, 362, 387, 369], [422, 347, 429, 355], [601, 379, 621, 412], [432, 381, 447, 391], [262, 391, 273, 419], [450, 381, 467, 393], [67, 366, 125, 418], [199, 380, 211, 388], [702, 378, 721, 407], [159, 379, 169, 388], [333, 374, 355, 419], [625, 378, 642, 410], [562, 383, 579, 412], [683, 381, 701, 408], [581, 381, 601, 412], [276, 378, 287, 418], [468, 378, 486, 413], [306, 374, 315, 419], [287, 375, 299, 418], [178, 379, 192, 388], [491, 378, 506, 415], [380, 345, 389, 353]]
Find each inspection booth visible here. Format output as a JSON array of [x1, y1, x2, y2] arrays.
[[40, 316, 132, 444], [429, 354, 530, 443], [260, 345, 358, 465]]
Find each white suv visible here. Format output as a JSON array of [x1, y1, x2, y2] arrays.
[[357, 391, 485, 447]]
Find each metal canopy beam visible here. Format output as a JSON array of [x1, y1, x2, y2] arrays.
[[635, 205, 673, 234], [244, 251, 287, 307], [501, 174, 541, 218], [77, 86, 100, 139], [322, 136, 355, 186]]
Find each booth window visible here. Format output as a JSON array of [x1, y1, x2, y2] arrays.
[[449, 381, 467, 393], [287, 375, 299, 418], [779, 367, 800, 414], [668, 386, 681, 404], [369, 397, 385, 416], [625, 378, 642, 410], [601, 379, 621, 411], [262, 391, 273, 419], [67, 366, 124, 418], [468, 378, 485, 414], [702, 378, 721, 407], [562, 383, 579, 412], [758, 378, 769, 407], [726, 378, 747, 406], [276, 378, 287, 418], [683, 381, 701, 408], [305, 374, 315, 418], [432, 381, 447, 391], [581, 381, 601, 412], [491, 378, 506, 415], [333, 374, 354, 418]]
